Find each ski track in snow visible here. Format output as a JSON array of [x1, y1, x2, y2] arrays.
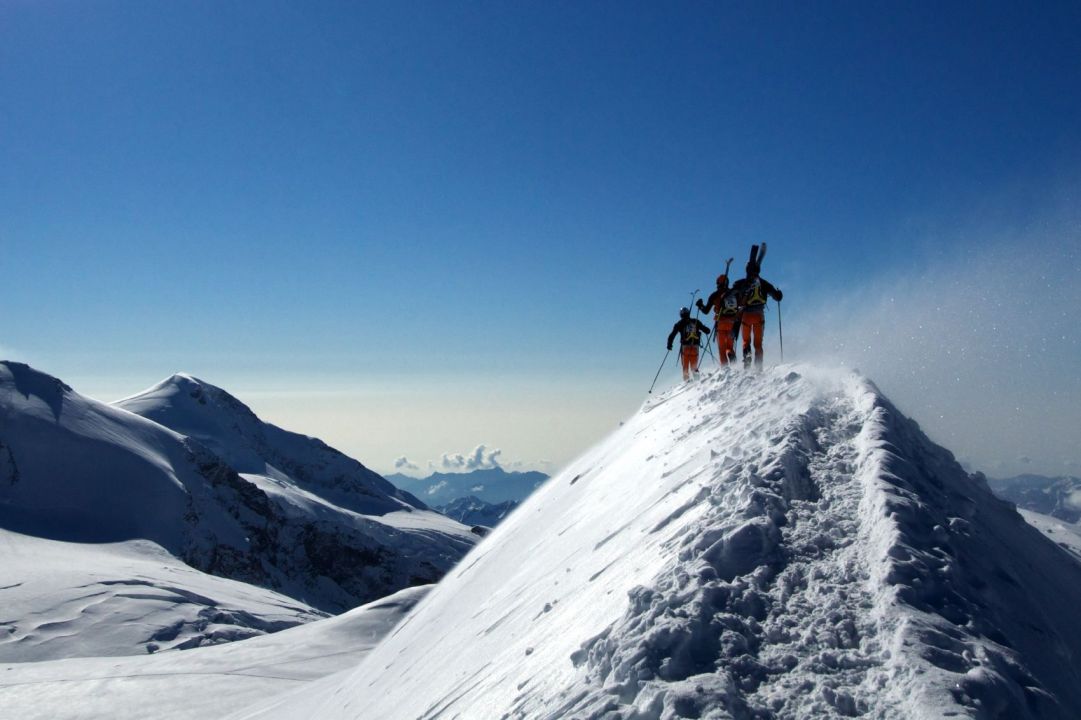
[[551, 372, 895, 718]]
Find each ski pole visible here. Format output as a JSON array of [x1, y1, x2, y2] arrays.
[[778, 298, 786, 361], [687, 287, 707, 372], [696, 327, 716, 372], [648, 349, 671, 394]]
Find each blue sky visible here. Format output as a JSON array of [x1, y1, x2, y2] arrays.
[[2, 1, 1079, 476]]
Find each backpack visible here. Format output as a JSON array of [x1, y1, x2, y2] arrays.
[[683, 319, 701, 346], [745, 278, 767, 306]]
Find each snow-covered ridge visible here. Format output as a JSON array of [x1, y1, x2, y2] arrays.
[[0, 361, 477, 623], [234, 366, 1081, 720]]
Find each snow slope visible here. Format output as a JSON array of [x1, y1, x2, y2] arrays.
[[0, 361, 476, 616], [1016, 509, 1081, 564], [234, 366, 1081, 720], [0, 527, 324, 661], [0, 585, 427, 720]]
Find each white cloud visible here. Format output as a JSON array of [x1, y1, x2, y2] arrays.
[[437, 444, 503, 472], [394, 456, 420, 472]]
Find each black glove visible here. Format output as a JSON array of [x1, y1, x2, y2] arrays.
[[667, 344, 673, 351], [695, 298, 706, 311], [775, 290, 783, 301], [703, 327, 710, 335]]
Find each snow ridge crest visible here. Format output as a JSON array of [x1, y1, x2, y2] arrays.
[[252, 366, 1081, 720]]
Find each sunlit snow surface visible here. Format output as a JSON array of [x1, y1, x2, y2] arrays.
[[0, 528, 324, 661], [0, 585, 427, 720], [233, 366, 1081, 720]]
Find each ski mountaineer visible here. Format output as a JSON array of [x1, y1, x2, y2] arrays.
[[731, 252, 782, 370], [667, 308, 711, 382], [696, 274, 741, 365]]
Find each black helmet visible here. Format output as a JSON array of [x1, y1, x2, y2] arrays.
[[679, 307, 690, 318]]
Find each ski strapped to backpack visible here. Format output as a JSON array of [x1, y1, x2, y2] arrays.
[[748, 242, 767, 271]]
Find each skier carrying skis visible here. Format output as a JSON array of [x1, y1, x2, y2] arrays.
[[696, 274, 741, 365], [667, 308, 711, 381], [731, 252, 782, 369]]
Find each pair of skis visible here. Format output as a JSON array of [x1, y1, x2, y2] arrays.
[[749, 242, 767, 271]]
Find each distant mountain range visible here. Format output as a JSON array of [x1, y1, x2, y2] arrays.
[[0, 362, 478, 659], [387, 466, 549, 507], [987, 474, 1081, 523], [437, 496, 519, 528]]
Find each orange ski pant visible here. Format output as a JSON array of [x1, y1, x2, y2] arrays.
[[741, 312, 765, 367], [716, 318, 737, 364], [679, 346, 699, 380]]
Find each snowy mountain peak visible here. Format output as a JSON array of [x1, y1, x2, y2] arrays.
[[1, 363, 477, 618], [117, 373, 423, 516], [155, 373, 230, 404], [122, 372, 268, 436], [235, 366, 1081, 720], [167, 371, 204, 384]]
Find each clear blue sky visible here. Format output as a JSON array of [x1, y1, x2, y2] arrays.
[[2, 1, 1079, 476]]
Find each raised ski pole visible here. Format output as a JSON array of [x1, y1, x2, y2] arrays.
[[777, 300, 784, 362], [689, 288, 714, 371], [648, 349, 671, 394]]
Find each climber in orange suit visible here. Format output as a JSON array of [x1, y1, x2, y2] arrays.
[[696, 274, 741, 365], [730, 262, 782, 369]]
